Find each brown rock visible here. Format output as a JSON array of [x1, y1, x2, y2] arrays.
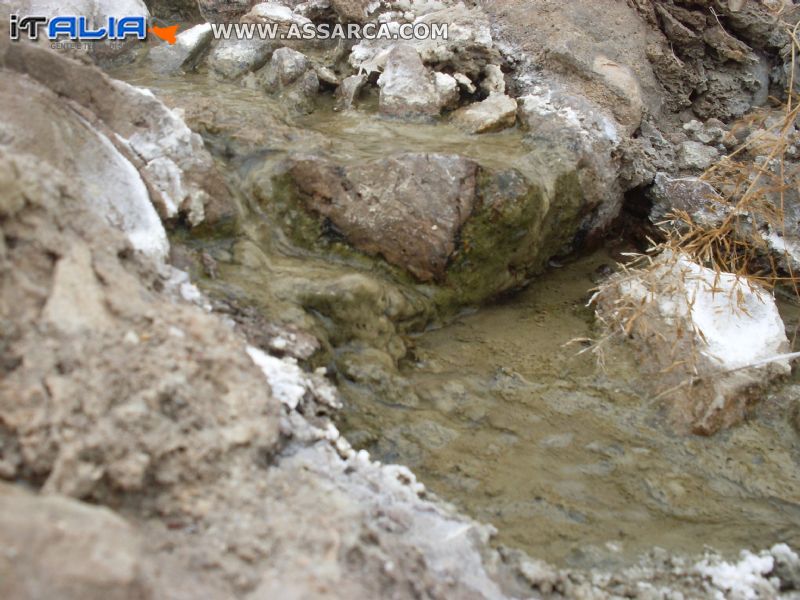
[[288, 153, 479, 281]]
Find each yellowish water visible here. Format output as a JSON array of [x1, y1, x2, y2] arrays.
[[115, 64, 800, 569], [341, 251, 800, 568]]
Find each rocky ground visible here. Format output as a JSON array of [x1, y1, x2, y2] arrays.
[[1, 0, 800, 598]]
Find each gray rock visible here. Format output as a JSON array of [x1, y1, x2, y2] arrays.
[[378, 44, 442, 119], [0, 484, 152, 600], [0, 38, 232, 226], [454, 72, 476, 94], [451, 93, 517, 134], [434, 72, 460, 110], [258, 47, 320, 114], [678, 141, 720, 171], [149, 23, 213, 74], [480, 64, 505, 95], [263, 47, 312, 87], [334, 74, 367, 111], [315, 65, 339, 86], [209, 38, 276, 79], [517, 88, 622, 234], [648, 172, 728, 227]]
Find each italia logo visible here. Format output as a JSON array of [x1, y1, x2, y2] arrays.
[[8, 14, 177, 43]]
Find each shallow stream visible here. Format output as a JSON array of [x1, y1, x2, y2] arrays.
[[117, 63, 800, 570]]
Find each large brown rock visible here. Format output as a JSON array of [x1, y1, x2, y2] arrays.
[[288, 153, 478, 282]]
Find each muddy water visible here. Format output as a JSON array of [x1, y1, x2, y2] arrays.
[[117, 66, 800, 569], [341, 251, 800, 568]]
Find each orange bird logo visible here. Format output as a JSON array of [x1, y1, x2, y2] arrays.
[[149, 24, 179, 45]]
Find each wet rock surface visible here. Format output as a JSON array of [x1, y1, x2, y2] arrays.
[[287, 152, 478, 281]]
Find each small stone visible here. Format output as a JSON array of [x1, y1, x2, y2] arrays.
[[480, 64, 505, 95], [334, 74, 367, 111], [378, 44, 442, 119], [454, 72, 476, 94], [315, 65, 339, 86], [149, 23, 213, 74], [433, 72, 460, 110], [677, 141, 719, 170], [451, 93, 517, 134]]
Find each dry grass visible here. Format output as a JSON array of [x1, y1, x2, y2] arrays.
[[655, 14, 800, 295]]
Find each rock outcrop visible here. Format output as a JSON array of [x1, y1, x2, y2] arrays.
[[0, 34, 232, 226]]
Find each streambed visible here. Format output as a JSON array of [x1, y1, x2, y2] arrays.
[[116, 63, 800, 570]]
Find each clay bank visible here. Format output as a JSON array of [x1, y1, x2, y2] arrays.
[[1, 0, 800, 598]]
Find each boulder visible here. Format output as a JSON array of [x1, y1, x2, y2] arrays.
[[0, 73, 169, 261], [377, 44, 442, 119], [263, 148, 589, 306], [0, 34, 233, 229], [594, 252, 791, 435], [149, 23, 213, 74], [451, 93, 517, 134], [287, 153, 478, 281]]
